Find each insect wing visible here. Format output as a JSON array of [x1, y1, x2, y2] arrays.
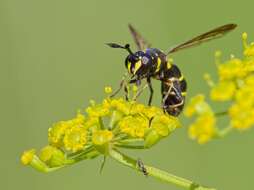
[[166, 24, 237, 55], [128, 24, 151, 50]]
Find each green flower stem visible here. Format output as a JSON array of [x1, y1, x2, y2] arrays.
[[109, 148, 216, 190], [114, 144, 145, 149], [217, 126, 232, 138], [214, 111, 228, 117]]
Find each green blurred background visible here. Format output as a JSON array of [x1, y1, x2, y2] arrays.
[[1, 0, 253, 189]]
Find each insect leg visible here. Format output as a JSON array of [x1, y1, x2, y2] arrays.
[[110, 73, 128, 98], [147, 77, 154, 106], [168, 99, 184, 108], [133, 83, 148, 101], [161, 83, 174, 108], [124, 84, 129, 101]]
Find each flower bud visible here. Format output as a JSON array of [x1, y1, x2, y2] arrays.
[[39, 145, 71, 167]]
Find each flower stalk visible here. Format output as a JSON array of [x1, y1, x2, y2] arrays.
[[109, 149, 215, 190]]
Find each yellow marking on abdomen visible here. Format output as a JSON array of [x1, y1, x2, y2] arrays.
[[179, 75, 184, 81]]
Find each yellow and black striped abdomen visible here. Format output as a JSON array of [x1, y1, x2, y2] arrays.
[[163, 63, 187, 94], [160, 63, 187, 116]]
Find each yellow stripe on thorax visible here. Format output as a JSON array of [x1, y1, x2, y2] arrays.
[[166, 61, 172, 69], [155, 58, 161, 72]]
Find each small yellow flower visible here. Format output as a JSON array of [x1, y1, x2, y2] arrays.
[[129, 103, 145, 115], [118, 115, 148, 138], [188, 114, 216, 144], [21, 149, 36, 165], [104, 86, 112, 94], [203, 73, 214, 87], [151, 115, 180, 137], [39, 145, 68, 167], [242, 32, 254, 57], [110, 98, 130, 115], [48, 121, 69, 147], [210, 81, 236, 101], [184, 94, 212, 117], [63, 126, 87, 152], [229, 102, 254, 130], [92, 129, 113, 145], [218, 58, 246, 81], [142, 106, 164, 119], [48, 112, 86, 147]]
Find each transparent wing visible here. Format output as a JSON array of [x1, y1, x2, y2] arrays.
[[128, 24, 151, 51], [166, 24, 237, 55]]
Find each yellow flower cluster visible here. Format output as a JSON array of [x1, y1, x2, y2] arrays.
[[184, 95, 217, 144], [229, 75, 254, 129], [48, 112, 87, 152], [21, 94, 180, 171], [185, 33, 254, 144], [209, 33, 254, 130]]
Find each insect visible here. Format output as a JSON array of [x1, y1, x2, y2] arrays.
[[107, 23, 237, 116], [137, 158, 148, 176]]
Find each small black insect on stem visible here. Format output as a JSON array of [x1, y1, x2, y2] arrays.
[[137, 158, 148, 176]]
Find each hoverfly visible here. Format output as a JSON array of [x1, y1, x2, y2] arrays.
[[107, 23, 237, 116]]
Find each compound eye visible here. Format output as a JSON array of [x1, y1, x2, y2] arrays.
[[141, 56, 149, 65]]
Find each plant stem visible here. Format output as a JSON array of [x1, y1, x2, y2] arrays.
[[217, 126, 232, 138], [109, 148, 216, 190], [214, 111, 228, 117]]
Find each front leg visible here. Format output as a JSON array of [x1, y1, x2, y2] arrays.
[[147, 77, 154, 106], [110, 73, 128, 98]]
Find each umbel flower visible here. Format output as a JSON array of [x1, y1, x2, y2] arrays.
[[21, 87, 215, 190], [185, 33, 254, 144]]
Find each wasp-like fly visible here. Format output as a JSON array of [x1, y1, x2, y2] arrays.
[[107, 23, 237, 116]]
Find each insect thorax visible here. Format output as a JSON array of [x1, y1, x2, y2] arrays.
[[125, 48, 167, 77]]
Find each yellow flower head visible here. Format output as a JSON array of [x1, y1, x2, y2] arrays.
[[92, 129, 113, 145], [228, 76, 254, 125], [63, 126, 87, 152], [229, 101, 254, 130], [39, 145, 67, 167], [142, 106, 164, 119], [184, 94, 212, 117], [22, 93, 181, 172], [104, 86, 113, 94], [242, 32, 254, 57], [21, 149, 36, 165], [109, 98, 131, 115], [48, 112, 86, 147], [118, 115, 148, 138], [151, 115, 180, 137], [210, 81, 236, 101], [218, 58, 246, 81], [48, 121, 69, 147], [188, 114, 216, 144]]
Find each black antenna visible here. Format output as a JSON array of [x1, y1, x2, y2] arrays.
[[106, 43, 134, 55]]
